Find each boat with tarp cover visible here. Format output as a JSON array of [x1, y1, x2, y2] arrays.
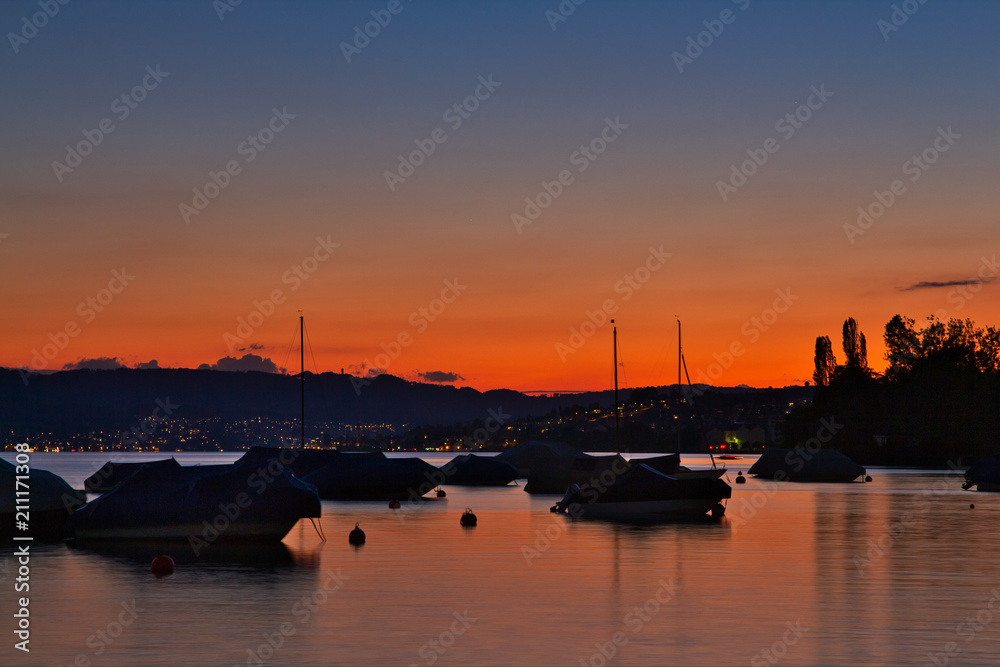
[[69, 458, 321, 541]]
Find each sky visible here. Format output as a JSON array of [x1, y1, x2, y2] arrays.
[[2, 0, 998, 393]]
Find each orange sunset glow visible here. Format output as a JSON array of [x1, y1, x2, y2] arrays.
[[2, 1, 996, 393]]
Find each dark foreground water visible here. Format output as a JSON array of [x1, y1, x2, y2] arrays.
[[2, 452, 999, 666]]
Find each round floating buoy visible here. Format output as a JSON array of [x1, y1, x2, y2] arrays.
[[436, 488, 446, 498], [388, 499, 401, 509], [460, 508, 477, 527], [865, 475, 873, 483], [349, 522, 366, 545], [151, 555, 174, 577], [970, 504, 975, 509], [735, 471, 746, 484]]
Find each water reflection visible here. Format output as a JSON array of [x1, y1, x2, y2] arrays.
[[68, 538, 304, 567], [12, 460, 1000, 666]]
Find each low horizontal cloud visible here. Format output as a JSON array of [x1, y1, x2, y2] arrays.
[[198, 354, 279, 373], [63, 357, 124, 370], [898, 278, 994, 291], [62, 357, 163, 371], [418, 370, 465, 383]]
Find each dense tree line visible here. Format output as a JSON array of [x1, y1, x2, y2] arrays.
[[790, 315, 1000, 466]]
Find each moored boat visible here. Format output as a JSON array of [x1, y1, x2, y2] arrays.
[[642, 453, 727, 481], [302, 452, 440, 500], [525, 452, 627, 494], [963, 457, 1000, 492], [438, 453, 519, 486], [85, 457, 231, 492], [747, 447, 865, 482], [551, 462, 731, 523], [550, 321, 733, 522], [495, 440, 584, 478], [1, 456, 87, 540], [69, 458, 321, 541], [235, 446, 384, 479]]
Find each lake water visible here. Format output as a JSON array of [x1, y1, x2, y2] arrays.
[[3, 452, 999, 666]]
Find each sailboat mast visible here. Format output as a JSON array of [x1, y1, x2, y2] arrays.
[[613, 319, 619, 454], [300, 313, 305, 449], [677, 318, 682, 456]]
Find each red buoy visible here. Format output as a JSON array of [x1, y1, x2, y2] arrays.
[[151, 555, 175, 577]]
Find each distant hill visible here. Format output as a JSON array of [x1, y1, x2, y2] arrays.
[[0, 367, 808, 444], [0, 368, 549, 431]]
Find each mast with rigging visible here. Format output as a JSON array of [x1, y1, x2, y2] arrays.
[[613, 319, 620, 455], [299, 312, 305, 449]]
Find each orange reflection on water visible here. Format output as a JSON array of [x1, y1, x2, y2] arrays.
[[8, 468, 1000, 666]]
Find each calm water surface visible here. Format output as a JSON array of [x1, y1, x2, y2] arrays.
[[2, 452, 998, 666]]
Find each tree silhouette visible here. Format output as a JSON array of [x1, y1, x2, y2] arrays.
[[791, 313, 1000, 466], [842, 317, 866, 370], [812, 336, 837, 386], [884, 314, 919, 378]]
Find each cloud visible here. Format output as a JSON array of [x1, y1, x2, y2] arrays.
[[417, 370, 465, 383], [63, 357, 125, 370], [897, 278, 994, 291], [198, 354, 279, 373], [346, 363, 387, 378], [135, 359, 160, 369]]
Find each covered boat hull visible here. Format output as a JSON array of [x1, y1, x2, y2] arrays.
[[963, 458, 1000, 492], [972, 482, 1000, 492], [237, 447, 438, 500], [552, 463, 731, 523], [624, 454, 726, 482], [71, 518, 303, 542], [569, 498, 726, 522], [525, 453, 627, 494], [748, 447, 865, 482], [85, 458, 231, 492], [0, 507, 81, 540], [70, 459, 321, 542], [438, 454, 519, 486], [303, 456, 439, 500], [496, 441, 585, 478], [1, 457, 87, 540]]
